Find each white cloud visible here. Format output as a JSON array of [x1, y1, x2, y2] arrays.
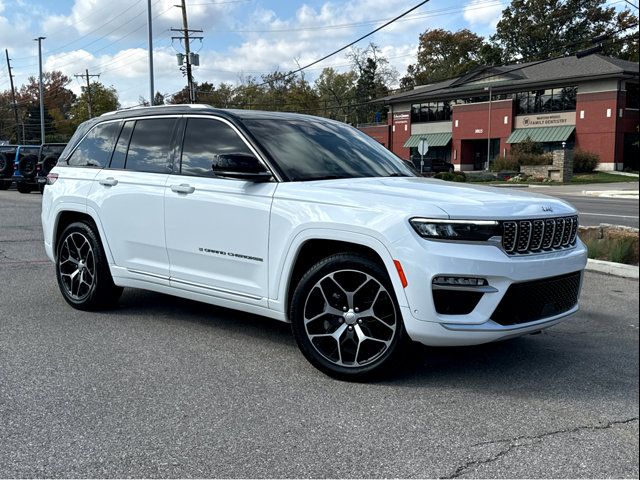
[[463, 0, 504, 27]]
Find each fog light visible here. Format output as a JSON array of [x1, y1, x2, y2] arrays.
[[433, 276, 488, 287]]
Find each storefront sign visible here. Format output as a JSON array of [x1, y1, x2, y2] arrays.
[[394, 112, 410, 124], [515, 112, 576, 129]]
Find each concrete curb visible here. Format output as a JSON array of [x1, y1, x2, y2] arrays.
[[586, 258, 639, 279], [604, 171, 639, 178], [583, 189, 639, 199]]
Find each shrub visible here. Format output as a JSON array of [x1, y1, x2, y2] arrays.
[[434, 171, 466, 182], [490, 156, 520, 172], [466, 171, 497, 182], [510, 138, 544, 157], [512, 152, 553, 166], [573, 149, 600, 173], [609, 237, 637, 264]]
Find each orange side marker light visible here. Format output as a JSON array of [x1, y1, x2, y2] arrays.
[[393, 260, 408, 288]]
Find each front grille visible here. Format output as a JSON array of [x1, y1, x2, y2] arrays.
[[491, 271, 581, 326], [501, 215, 578, 255]]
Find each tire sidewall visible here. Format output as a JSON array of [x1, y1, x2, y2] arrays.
[[55, 222, 107, 310], [290, 254, 405, 380]]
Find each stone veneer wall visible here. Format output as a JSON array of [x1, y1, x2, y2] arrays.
[[521, 149, 573, 182]]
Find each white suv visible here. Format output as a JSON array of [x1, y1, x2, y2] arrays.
[[42, 105, 587, 379]]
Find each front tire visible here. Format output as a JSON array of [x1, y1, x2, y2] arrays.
[[290, 253, 405, 380], [55, 222, 123, 310]]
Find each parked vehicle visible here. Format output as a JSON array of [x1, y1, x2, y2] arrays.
[[411, 154, 455, 174], [41, 105, 587, 380], [13, 145, 41, 193], [0, 145, 18, 190], [36, 143, 67, 192]]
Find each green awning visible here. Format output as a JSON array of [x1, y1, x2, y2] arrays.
[[506, 126, 575, 144], [403, 132, 452, 148]]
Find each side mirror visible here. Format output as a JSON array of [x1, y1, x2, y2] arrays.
[[211, 153, 273, 182]]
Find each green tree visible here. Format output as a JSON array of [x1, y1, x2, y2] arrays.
[[492, 0, 631, 62], [70, 82, 120, 126], [402, 29, 495, 86], [16, 71, 76, 142], [153, 91, 165, 105], [348, 44, 397, 124], [315, 67, 357, 120]]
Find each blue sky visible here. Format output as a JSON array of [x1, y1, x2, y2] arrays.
[[0, 0, 630, 105]]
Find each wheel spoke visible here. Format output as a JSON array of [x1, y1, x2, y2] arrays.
[[58, 231, 95, 301], [303, 268, 398, 369]]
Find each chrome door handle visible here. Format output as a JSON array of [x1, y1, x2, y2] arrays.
[[99, 177, 118, 187], [171, 184, 195, 194]]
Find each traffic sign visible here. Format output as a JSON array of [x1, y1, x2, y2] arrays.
[[417, 139, 429, 156]]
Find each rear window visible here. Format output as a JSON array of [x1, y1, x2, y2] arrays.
[[123, 118, 176, 174], [67, 122, 120, 168]]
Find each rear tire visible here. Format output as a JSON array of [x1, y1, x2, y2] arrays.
[[0, 181, 10, 190], [290, 253, 406, 380], [55, 221, 123, 311]]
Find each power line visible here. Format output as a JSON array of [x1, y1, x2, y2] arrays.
[[254, 0, 431, 87]]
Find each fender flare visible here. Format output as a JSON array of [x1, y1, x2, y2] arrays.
[[270, 227, 409, 315]]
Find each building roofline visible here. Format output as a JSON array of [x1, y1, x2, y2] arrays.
[[381, 55, 640, 105]]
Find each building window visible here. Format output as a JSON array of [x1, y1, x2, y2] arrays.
[[515, 86, 576, 114], [627, 83, 639, 109], [411, 101, 452, 123]]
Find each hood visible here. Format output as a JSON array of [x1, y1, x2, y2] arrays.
[[275, 176, 577, 219]]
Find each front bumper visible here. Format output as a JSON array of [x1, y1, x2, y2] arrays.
[[393, 233, 588, 346]]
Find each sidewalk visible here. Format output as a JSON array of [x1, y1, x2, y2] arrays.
[[527, 181, 639, 197]]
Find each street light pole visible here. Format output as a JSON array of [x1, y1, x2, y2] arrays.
[[35, 36, 46, 144]]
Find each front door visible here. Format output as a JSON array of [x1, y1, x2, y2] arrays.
[[164, 117, 276, 305]]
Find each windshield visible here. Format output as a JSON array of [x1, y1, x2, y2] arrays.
[[243, 117, 415, 181]]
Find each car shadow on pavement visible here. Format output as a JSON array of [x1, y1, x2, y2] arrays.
[[115, 288, 634, 398]]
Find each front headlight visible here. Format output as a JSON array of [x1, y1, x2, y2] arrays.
[[410, 218, 500, 241]]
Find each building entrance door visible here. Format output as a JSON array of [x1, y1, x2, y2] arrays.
[[462, 139, 500, 170]]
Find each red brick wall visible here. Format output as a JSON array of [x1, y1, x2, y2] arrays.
[[452, 99, 514, 167], [390, 111, 411, 160], [358, 125, 391, 149], [575, 91, 619, 165]]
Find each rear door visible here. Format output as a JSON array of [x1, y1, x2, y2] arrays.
[[54, 120, 121, 212], [164, 116, 276, 304], [88, 116, 179, 279]]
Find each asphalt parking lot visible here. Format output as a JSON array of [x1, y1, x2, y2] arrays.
[[1, 190, 638, 478]]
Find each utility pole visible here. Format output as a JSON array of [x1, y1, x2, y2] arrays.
[[35, 36, 46, 144], [4, 49, 20, 144], [75, 70, 100, 118], [171, 0, 202, 103], [147, 0, 155, 104]]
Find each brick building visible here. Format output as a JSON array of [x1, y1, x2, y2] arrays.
[[359, 55, 639, 171]]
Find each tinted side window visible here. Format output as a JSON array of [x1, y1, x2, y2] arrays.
[[125, 118, 176, 173], [109, 121, 134, 169], [180, 118, 252, 177], [67, 122, 120, 167]]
